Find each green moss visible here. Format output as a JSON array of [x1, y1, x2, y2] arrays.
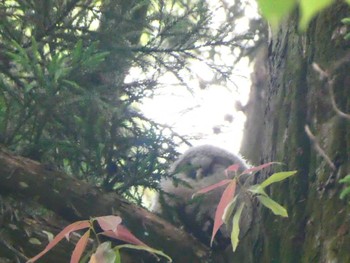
[[240, 3, 350, 263]]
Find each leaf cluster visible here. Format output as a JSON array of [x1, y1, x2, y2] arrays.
[[194, 162, 297, 251], [341, 17, 350, 40], [28, 215, 172, 263], [339, 175, 350, 199], [257, 0, 350, 30]]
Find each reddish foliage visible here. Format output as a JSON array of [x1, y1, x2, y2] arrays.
[[224, 164, 240, 177], [101, 225, 147, 247], [71, 230, 90, 263], [27, 220, 90, 262], [96, 215, 122, 233], [241, 162, 278, 175], [193, 179, 231, 196], [211, 180, 237, 246], [28, 215, 147, 263]]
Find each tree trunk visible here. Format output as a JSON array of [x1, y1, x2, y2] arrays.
[[239, 2, 350, 263]]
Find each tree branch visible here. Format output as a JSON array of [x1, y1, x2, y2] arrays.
[[0, 147, 211, 262]]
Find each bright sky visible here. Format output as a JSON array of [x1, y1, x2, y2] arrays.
[[140, 63, 251, 153], [130, 0, 258, 154]]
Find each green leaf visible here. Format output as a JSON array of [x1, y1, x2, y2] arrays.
[[24, 82, 36, 93], [257, 0, 297, 29], [299, 0, 334, 30], [72, 39, 83, 64], [258, 195, 288, 217], [115, 244, 172, 262], [247, 185, 267, 196], [341, 18, 350, 24], [339, 175, 350, 184], [231, 203, 245, 252], [222, 196, 237, 225], [48, 52, 70, 83], [345, 0, 350, 5], [62, 80, 82, 91], [30, 37, 45, 83], [340, 187, 350, 199], [83, 51, 110, 69], [260, 171, 297, 189], [6, 40, 31, 71], [29, 238, 42, 245], [115, 249, 121, 263], [31, 37, 41, 62]]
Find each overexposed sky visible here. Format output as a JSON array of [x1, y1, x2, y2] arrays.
[[131, 0, 258, 154], [139, 60, 251, 154]]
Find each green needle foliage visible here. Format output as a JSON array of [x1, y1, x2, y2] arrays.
[[0, 0, 262, 203], [339, 175, 350, 199]]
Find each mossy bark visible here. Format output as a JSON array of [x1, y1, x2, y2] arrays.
[[240, 2, 350, 263]]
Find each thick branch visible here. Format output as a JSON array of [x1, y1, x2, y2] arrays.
[[0, 147, 211, 262]]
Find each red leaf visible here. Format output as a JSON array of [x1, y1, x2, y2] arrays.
[[224, 164, 240, 177], [96, 215, 122, 233], [71, 230, 90, 263], [241, 162, 280, 175], [101, 225, 147, 247], [27, 220, 90, 262], [211, 180, 237, 246], [193, 179, 232, 197]]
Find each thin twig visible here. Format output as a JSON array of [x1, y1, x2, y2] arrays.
[[304, 125, 336, 170], [0, 239, 29, 261], [312, 62, 350, 120], [327, 77, 350, 120]]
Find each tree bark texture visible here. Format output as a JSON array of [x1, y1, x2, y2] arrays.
[[0, 147, 212, 263], [239, 2, 350, 263]]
